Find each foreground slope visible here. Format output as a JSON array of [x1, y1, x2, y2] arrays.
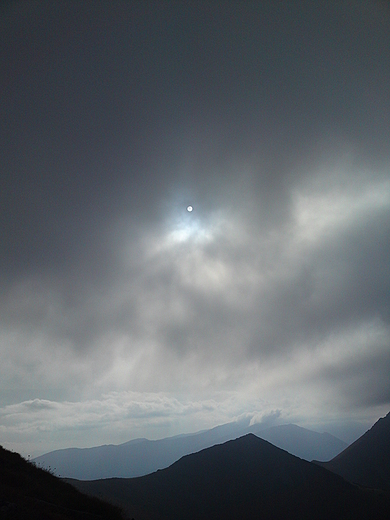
[[34, 421, 346, 479], [69, 434, 390, 520], [0, 445, 124, 519], [319, 411, 390, 490]]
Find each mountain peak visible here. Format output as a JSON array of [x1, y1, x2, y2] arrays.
[[319, 410, 390, 489], [70, 433, 390, 520]]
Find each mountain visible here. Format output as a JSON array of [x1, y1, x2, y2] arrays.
[[251, 423, 347, 461], [32, 423, 245, 480], [318, 411, 390, 490], [0, 444, 124, 519], [68, 434, 390, 520], [33, 421, 346, 479]]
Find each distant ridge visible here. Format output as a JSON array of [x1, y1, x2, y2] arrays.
[[33, 424, 242, 480], [251, 423, 347, 461], [33, 421, 346, 479], [68, 434, 390, 520], [318, 411, 390, 490]]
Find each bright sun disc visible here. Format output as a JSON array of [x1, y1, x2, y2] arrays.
[[187, 205, 193, 212]]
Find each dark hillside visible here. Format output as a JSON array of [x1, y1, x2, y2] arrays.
[[70, 434, 390, 520], [0, 445, 124, 519], [318, 411, 390, 490]]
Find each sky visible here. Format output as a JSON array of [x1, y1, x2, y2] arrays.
[[1, 0, 390, 458]]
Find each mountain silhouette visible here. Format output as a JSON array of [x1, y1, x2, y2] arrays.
[[68, 434, 390, 520], [33, 421, 346, 479], [0, 444, 124, 519], [251, 423, 347, 461], [318, 411, 390, 490]]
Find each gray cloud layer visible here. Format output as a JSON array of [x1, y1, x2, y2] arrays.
[[1, 0, 389, 456]]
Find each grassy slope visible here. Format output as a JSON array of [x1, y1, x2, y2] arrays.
[[0, 445, 125, 519]]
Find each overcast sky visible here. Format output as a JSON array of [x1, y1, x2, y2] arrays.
[[1, 0, 390, 457]]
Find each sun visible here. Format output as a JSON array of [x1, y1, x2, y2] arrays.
[[186, 205, 193, 212]]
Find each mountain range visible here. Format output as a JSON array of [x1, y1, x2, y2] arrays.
[[68, 433, 390, 520], [2, 411, 390, 518], [33, 422, 347, 479]]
